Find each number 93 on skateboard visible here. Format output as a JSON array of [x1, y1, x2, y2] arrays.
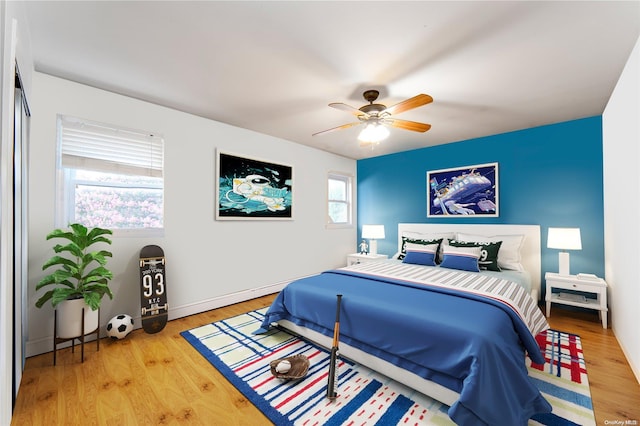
[[139, 245, 168, 333]]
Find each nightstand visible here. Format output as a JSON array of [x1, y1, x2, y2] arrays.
[[347, 253, 388, 266], [545, 272, 608, 328]]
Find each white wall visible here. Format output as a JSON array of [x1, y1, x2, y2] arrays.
[[1, 0, 33, 422], [603, 36, 640, 383], [27, 72, 356, 356]]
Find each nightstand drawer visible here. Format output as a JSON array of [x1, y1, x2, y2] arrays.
[[549, 280, 589, 292]]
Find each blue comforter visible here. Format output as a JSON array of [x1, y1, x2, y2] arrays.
[[257, 269, 552, 425]]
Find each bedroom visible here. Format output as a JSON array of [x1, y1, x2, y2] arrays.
[[1, 1, 639, 424]]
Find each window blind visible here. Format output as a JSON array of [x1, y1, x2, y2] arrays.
[[59, 115, 163, 177]]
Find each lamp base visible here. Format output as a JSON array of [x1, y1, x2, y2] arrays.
[[558, 251, 570, 275], [369, 239, 378, 255]]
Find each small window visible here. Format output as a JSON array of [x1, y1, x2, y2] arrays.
[[56, 115, 164, 235], [327, 172, 353, 227]]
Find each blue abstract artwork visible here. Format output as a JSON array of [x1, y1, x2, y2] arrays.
[[427, 162, 499, 217]]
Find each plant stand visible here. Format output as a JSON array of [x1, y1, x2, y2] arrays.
[[53, 307, 100, 365]]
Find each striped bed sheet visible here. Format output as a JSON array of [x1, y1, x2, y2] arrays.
[[342, 259, 549, 337]]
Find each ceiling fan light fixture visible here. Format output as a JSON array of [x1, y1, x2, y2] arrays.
[[314, 90, 432, 140], [358, 123, 389, 144]]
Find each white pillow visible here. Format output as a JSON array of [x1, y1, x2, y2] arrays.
[[402, 231, 455, 241], [456, 232, 525, 271], [401, 231, 454, 260], [404, 242, 439, 253], [440, 245, 482, 272]]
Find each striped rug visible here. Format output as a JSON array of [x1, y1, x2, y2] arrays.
[[181, 309, 595, 425]]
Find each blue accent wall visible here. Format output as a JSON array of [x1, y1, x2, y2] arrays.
[[357, 116, 604, 284]]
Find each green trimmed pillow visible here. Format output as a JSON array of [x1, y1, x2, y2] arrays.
[[448, 239, 502, 271]]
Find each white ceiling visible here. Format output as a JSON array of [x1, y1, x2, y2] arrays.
[[24, 1, 640, 160]]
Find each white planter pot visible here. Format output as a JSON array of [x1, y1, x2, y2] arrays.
[[56, 298, 99, 339]]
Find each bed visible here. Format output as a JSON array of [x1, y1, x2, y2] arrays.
[[257, 223, 551, 425]]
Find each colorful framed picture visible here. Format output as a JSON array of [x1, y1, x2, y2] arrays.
[[216, 150, 293, 220], [427, 162, 499, 217]]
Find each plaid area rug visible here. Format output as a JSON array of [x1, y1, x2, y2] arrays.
[[181, 309, 595, 426]]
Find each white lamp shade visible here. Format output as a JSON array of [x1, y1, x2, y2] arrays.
[[362, 225, 385, 239], [547, 228, 582, 250]]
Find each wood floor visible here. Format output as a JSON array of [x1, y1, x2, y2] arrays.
[[11, 294, 640, 425]]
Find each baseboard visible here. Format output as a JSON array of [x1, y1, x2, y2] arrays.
[[25, 277, 299, 358], [166, 278, 292, 320], [613, 324, 640, 384]]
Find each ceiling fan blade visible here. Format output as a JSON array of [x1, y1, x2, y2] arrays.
[[329, 102, 370, 118], [386, 118, 432, 133], [312, 121, 362, 136], [382, 94, 433, 115]]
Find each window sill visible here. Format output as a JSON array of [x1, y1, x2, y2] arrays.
[[112, 228, 165, 238]]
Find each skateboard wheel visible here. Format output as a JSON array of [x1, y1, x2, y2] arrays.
[[161, 258, 165, 265], [139, 260, 143, 267]]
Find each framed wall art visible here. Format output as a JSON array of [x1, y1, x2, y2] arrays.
[[216, 150, 293, 220], [427, 162, 499, 217]]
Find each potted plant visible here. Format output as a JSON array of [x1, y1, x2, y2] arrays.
[[35, 223, 114, 338]]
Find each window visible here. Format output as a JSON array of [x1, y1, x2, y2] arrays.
[[327, 172, 353, 226], [56, 115, 164, 234]]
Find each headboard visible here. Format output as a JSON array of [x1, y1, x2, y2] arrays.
[[397, 223, 542, 300]]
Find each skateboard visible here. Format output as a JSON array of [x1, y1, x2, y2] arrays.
[[139, 245, 168, 334]]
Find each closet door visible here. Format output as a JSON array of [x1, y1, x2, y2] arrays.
[[12, 69, 30, 405]]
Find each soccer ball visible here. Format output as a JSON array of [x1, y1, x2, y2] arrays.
[[106, 314, 134, 340]]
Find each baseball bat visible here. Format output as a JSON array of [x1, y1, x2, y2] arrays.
[[327, 294, 343, 400]]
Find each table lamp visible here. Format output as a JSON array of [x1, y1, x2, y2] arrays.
[[547, 227, 582, 275], [362, 225, 385, 255]]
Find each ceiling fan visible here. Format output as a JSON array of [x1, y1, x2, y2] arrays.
[[313, 90, 433, 146]]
